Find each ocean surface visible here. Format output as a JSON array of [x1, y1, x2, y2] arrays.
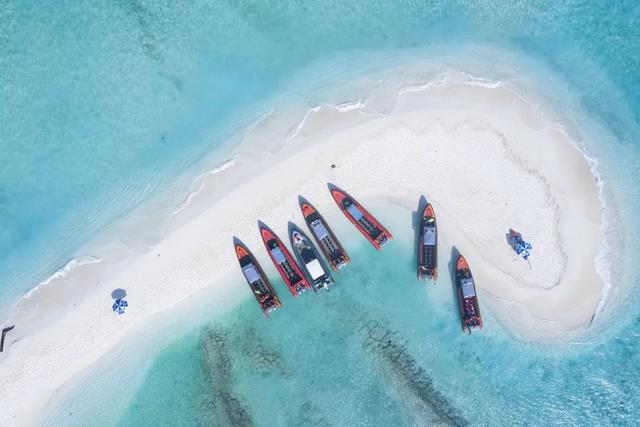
[[3, 0, 640, 425], [115, 241, 640, 426], [122, 236, 639, 427], [44, 241, 640, 426]]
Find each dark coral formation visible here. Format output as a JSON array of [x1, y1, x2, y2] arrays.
[[249, 344, 290, 378], [200, 326, 253, 426], [360, 321, 468, 427], [236, 324, 292, 379]]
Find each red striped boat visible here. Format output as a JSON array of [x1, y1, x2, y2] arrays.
[[455, 255, 483, 334], [299, 196, 350, 271], [234, 238, 282, 318], [259, 222, 311, 296], [329, 184, 392, 250]]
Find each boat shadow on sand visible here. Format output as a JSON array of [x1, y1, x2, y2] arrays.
[[412, 195, 429, 270], [448, 245, 462, 326]]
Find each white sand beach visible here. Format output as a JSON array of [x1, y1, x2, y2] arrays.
[[0, 78, 610, 425]]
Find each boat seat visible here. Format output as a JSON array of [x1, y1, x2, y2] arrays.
[[461, 277, 476, 298], [423, 226, 436, 245]]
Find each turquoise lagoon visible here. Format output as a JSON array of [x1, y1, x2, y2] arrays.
[[1, 0, 638, 306], [115, 244, 640, 426], [3, 0, 640, 425], [47, 241, 640, 426]]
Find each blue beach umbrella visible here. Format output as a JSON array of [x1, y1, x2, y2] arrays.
[[515, 242, 533, 260], [112, 298, 128, 314], [508, 229, 533, 261]]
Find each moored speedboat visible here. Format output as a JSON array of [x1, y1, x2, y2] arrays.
[[417, 203, 438, 281], [455, 255, 483, 334], [259, 222, 311, 297], [288, 222, 334, 292], [298, 196, 350, 271], [328, 184, 393, 250], [233, 238, 282, 318]]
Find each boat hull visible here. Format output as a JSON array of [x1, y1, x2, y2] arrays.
[[328, 185, 393, 250], [234, 240, 282, 318], [259, 223, 311, 297], [289, 223, 334, 292], [299, 196, 350, 271], [417, 203, 438, 281], [455, 255, 483, 334]]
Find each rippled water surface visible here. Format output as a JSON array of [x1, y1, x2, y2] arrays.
[[4, 0, 640, 425], [2, 0, 639, 304], [110, 243, 640, 426]]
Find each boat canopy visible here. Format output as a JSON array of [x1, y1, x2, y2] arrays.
[[305, 259, 325, 280], [242, 264, 261, 283], [311, 220, 330, 239], [423, 226, 436, 245], [270, 246, 287, 264], [461, 277, 476, 298], [346, 204, 364, 221]]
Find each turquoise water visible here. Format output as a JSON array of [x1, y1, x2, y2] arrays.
[[2, 0, 639, 306], [4, 0, 640, 425], [81, 242, 637, 426]]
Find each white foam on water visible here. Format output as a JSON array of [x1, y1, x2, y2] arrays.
[[173, 157, 241, 215], [23, 256, 102, 299], [3, 42, 637, 426]]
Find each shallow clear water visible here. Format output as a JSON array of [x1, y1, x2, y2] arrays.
[[104, 242, 639, 426], [2, 0, 639, 305], [4, 0, 640, 425]]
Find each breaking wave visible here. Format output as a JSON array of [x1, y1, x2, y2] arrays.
[[23, 256, 101, 299]]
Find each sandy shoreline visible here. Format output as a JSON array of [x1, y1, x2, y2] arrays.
[[0, 78, 610, 425]]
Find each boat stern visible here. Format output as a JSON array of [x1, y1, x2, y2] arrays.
[[377, 232, 393, 248], [417, 266, 437, 281], [331, 255, 350, 271]]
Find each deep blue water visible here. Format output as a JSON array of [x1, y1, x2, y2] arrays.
[[4, 1, 640, 425]]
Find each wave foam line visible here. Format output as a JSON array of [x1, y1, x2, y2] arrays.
[[24, 256, 102, 299], [173, 157, 241, 215], [397, 72, 614, 322]]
